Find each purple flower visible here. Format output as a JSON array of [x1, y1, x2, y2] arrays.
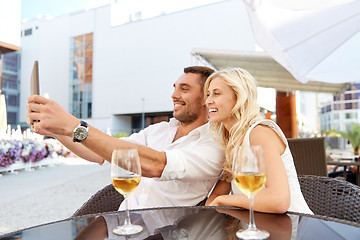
[[0, 139, 69, 168]]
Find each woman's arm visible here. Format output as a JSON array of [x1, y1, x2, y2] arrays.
[[206, 125, 290, 214], [54, 134, 105, 164], [205, 180, 231, 206]]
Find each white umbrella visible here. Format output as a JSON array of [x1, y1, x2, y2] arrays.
[[243, 0, 360, 84]]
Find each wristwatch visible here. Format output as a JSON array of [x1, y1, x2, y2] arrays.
[[73, 120, 89, 143]]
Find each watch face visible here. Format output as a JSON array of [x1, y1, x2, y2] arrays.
[[74, 127, 88, 140]]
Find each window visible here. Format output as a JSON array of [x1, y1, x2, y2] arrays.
[[7, 95, 18, 106], [354, 102, 359, 109], [334, 103, 341, 110], [345, 112, 355, 119], [1, 51, 20, 125], [69, 33, 93, 118], [7, 112, 17, 124], [345, 103, 352, 109], [132, 116, 142, 133], [344, 93, 352, 100], [24, 28, 32, 36], [326, 105, 331, 112], [353, 83, 360, 90]]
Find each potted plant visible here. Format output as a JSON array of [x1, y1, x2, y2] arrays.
[[341, 123, 360, 156]]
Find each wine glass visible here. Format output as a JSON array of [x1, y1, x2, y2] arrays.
[[232, 145, 270, 239], [111, 149, 143, 236]]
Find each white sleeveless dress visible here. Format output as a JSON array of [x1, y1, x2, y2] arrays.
[[231, 119, 313, 214]]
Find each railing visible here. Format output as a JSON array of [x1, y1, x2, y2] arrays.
[[0, 156, 63, 176]]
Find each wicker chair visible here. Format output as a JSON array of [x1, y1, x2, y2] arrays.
[[287, 137, 327, 176], [298, 175, 360, 223], [72, 184, 124, 217]]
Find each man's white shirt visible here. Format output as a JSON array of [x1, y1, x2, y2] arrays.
[[118, 118, 224, 210]]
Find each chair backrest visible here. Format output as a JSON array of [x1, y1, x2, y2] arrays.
[[287, 137, 327, 176], [298, 175, 360, 223], [72, 184, 124, 217]]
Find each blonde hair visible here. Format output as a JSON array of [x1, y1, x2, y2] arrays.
[[204, 68, 262, 181]]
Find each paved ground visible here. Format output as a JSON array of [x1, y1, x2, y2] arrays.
[[0, 157, 111, 235]]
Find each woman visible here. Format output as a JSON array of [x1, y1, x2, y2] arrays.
[[204, 67, 312, 214]]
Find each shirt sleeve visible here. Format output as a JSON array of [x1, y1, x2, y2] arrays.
[[98, 129, 148, 165], [120, 121, 169, 146], [121, 128, 148, 145], [160, 138, 224, 181]]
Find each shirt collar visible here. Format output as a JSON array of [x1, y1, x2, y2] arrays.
[[169, 118, 180, 127], [169, 118, 209, 137]]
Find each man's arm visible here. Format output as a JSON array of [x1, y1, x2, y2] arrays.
[[27, 95, 166, 177], [83, 125, 166, 177]]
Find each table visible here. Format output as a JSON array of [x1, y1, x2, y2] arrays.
[[1, 206, 360, 240], [327, 160, 360, 186]]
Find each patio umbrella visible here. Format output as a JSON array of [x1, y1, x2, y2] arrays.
[[242, 0, 360, 84], [0, 93, 7, 133]]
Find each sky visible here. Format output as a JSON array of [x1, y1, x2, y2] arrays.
[[21, 0, 221, 21], [21, 0, 111, 20]]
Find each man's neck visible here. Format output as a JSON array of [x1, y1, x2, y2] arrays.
[[173, 118, 208, 142]]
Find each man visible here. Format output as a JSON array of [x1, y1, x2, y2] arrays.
[[27, 66, 224, 209]]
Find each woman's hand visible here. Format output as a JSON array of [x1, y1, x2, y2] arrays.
[[205, 180, 231, 206]]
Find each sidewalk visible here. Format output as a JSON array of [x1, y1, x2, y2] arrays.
[[0, 157, 111, 235]]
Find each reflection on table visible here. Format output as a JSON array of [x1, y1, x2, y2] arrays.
[[1, 206, 360, 240]]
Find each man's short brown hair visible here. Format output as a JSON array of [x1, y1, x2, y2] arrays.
[[184, 66, 215, 91]]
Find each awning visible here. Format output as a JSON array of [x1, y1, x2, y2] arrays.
[[0, 41, 20, 54], [192, 48, 349, 95]]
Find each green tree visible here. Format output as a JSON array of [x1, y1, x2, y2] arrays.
[[341, 123, 360, 155], [322, 129, 342, 137]]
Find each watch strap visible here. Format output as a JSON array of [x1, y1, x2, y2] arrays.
[[73, 120, 89, 142], [79, 120, 88, 128]]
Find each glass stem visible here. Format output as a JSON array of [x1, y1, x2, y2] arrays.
[[248, 194, 257, 230], [124, 197, 132, 226]]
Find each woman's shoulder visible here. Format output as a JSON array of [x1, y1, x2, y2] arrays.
[[248, 120, 276, 137], [249, 121, 286, 151], [250, 120, 286, 140], [250, 124, 281, 142]]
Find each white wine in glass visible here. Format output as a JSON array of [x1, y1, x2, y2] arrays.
[[233, 145, 269, 240], [111, 149, 143, 236]]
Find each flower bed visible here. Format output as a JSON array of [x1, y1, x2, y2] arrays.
[[0, 139, 71, 173]]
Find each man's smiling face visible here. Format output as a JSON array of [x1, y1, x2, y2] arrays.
[[171, 73, 205, 125]]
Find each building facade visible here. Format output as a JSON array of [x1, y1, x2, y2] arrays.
[[17, 0, 329, 137], [320, 83, 360, 132], [1, 51, 21, 127], [19, 0, 256, 134]]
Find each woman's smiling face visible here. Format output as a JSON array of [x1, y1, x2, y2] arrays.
[[206, 77, 237, 130]]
